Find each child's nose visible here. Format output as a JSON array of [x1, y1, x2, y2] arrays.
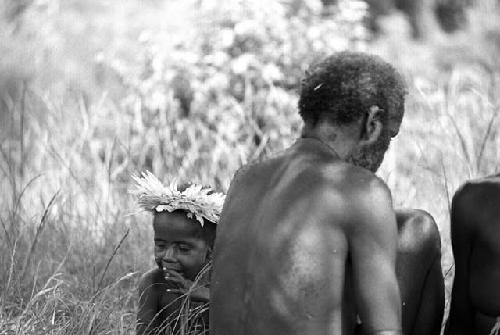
[[162, 247, 176, 262]]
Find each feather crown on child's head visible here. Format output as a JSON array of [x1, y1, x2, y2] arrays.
[[131, 171, 225, 226]]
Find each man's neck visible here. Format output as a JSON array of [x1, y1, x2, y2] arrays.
[[301, 130, 359, 160], [300, 121, 359, 160], [297, 135, 342, 159]]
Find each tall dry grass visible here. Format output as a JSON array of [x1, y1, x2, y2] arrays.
[[1, 0, 499, 334]]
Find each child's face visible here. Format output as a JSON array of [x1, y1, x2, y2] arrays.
[[152, 211, 210, 281]]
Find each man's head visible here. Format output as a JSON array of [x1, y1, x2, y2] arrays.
[[298, 51, 407, 172]]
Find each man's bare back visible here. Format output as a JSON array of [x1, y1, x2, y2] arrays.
[[446, 174, 500, 334], [211, 138, 401, 335], [211, 52, 407, 335]]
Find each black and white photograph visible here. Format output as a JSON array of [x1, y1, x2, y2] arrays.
[[1, 0, 499, 334]]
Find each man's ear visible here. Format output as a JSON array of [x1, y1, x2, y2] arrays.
[[359, 105, 383, 146]]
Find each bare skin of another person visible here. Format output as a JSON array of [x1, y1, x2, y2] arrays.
[[395, 209, 444, 335], [357, 209, 445, 335], [211, 52, 407, 335], [445, 174, 500, 335]]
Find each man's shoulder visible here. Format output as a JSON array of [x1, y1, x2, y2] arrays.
[[337, 165, 391, 206], [397, 209, 441, 254], [228, 155, 279, 186], [314, 165, 393, 225], [310, 159, 387, 190], [233, 155, 391, 209]]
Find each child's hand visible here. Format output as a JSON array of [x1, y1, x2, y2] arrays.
[[164, 269, 193, 291], [164, 270, 210, 302]]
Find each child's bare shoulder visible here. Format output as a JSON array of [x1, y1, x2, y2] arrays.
[[138, 268, 166, 293]]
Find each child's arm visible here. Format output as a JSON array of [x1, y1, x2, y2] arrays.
[[164, 270, 210, 303], [137, 270, 161, 335], [186, 286, 210, 303]]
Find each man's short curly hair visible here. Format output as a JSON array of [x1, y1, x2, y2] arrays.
[[298, 52, 407, 127]]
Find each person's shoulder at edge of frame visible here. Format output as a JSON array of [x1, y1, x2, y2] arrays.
[[454, 174, 500, 199], [451, 175, 499, 216], [450, 174, 500, 232]]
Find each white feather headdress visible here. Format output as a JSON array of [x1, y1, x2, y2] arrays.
[[131, 171, 225, 226]]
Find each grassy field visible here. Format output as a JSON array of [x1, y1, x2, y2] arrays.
[[1, 0, 499, 334]]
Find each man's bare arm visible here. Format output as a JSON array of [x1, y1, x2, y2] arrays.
[[404, 213, 445, 335], [349, 179, 402, 335], [445, 185, 475, 335], [412, 254, 445, 335]]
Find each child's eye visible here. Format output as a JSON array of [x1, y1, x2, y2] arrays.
[[178, 244, 191, 252]]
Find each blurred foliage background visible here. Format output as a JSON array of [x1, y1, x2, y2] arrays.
[[0, 0, 499, 333]]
